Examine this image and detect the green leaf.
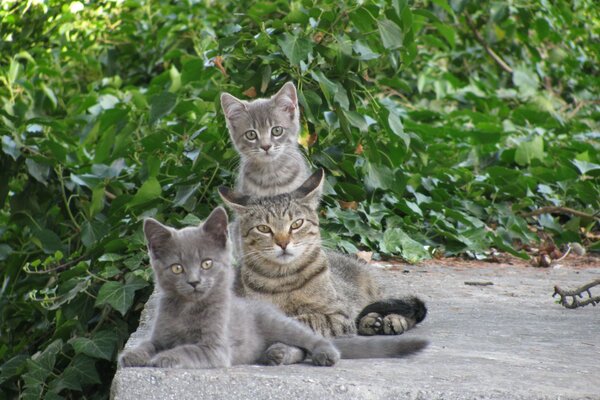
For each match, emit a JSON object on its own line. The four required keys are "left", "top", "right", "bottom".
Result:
{"left": 381, "top": 228, "right": 430, "bottom": 263}
{"left": 128, "top": 177, "right": 161, "bottom": 207}
{"left": 149, "top": 92, "right": 177, "bottom": 124}
{"left": 515, "top": 136, "right": 544, "bottom": 166}
{"left": 387, "top": 113, "right": 410, "bottom": 148}
{"left": 572, "top": 159, "right": 600, "bottom": 175}
{"left": 69, "top": 330, "right": 117, "bottom": 361}
{"left": 378, "top": 19, "right": 403, "bottom": 50}
{"left": 277, "top": 33, "right": 313, "bottom": 65}
{"left": 95, "top": 277, "right": 147, "bottom": 316}
{"left": 512, "top": 66, "right": 539, "bottom": 97}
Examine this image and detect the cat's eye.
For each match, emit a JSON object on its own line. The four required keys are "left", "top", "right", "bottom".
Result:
{"left": 244, "top": 130, "right": 257, "bottom": 140}
{"left": 256, "top": 225, "right": 272, "bottom": 234}
{"left": 201, "top": 259, "right": 213, "bottom": 270}
{"left": 290, "top": 219, "right": 304, "bottom": 230}
{"left": 171, "top": 264, "right": 184, "bottom": 274}
{"left": 271, "top": 126, "right": 283, "bottom": 137}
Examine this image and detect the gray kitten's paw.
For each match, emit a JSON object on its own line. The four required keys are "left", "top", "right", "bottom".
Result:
{"left": 119, "top": 349, "right": 151, "bottom": 367}
{"left": 310, "top": 342, "right": 340, "bottom": 367}
{"left": 357, "top": 312, "right": 383, "bottom": 335}
{"left": 264, "top": 343, "right": 293, "bottom": 365}
{"left": 382, "top": 314, "right": 415, "bottom": 335}
{"left": 150, "top": 353, "right": 181, "bottom": 368}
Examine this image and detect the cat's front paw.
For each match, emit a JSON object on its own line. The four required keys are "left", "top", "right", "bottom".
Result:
{"left": 382, "top": 314, "right": 415, "bottom": 335}
{"left": 357, "top": 312, "right": 383, "bottom": 336}
{"left": 310, "top": 341, "right": 340, "bottom": 367}
{"left": 150, "top": 353, "right": 181, "bottom": 368}
{"left": 119, "top": 349, "right": 151, "bottom": 368}
{"left": 264, "top": 343, "right": 290, "bottom": 366}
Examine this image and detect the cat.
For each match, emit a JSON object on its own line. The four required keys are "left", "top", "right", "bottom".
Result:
{"left": 220, "top": 81, "right": 310, "bottom": 197}
{"left": 118, "top": 207, "right": 427, "bottom": 369}
{"left": 220, "top": 82, "right": 311, "bottom": 262}
{"left": 218, "top": 169, "right": 428, "bottom": 339}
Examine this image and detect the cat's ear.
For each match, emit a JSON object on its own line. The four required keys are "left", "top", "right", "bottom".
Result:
{"left": 218, "top": 187, "right": 250, "bottom": 213}
{"left": 220, "top": 93, "right": 247, "bottom": 120}
{"left": 292, "top": 168, "right": 324, "bottom": 209}
{"left": 143, "top": 218, "right": 172, "bottom": 259}
{"left": 272, "top": 82, "right": 298, "bottom": 121}
{"left": 202, "top": 207, "right": 229, "bottom": 247}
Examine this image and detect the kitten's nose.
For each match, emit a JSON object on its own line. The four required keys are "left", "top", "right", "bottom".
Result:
{"left": 275, "top": 236, "right": 289, "bottom": 250}
{"left": 188, "top": 280, "right": 200, "bottom": 289}
{"left": 261, "top": 144, "right": 272, "bottom": 152}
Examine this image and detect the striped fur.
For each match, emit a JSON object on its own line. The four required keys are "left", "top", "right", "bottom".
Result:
{"left": 220, "top": 170, "right": 427, "bottom": 337}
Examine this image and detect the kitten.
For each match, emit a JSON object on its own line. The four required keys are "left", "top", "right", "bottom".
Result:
{"left": 220, "top": 82, "right": 310, "bottom": 197}
{"left": 219, "top": 169, "right": 427, "bottom": 338}
{"left": 119, "top": 208, "right": 427, "bottom": 369}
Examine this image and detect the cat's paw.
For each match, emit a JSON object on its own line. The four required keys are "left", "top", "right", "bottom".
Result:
{"left": 357, "top": 312, "right": 383, "bottom": 336}
{"left": 264, "top": 343, "right": 290, "bottom": 365}
{"left": 382, "top": 313, "right": 415, "bottom": 335}
{"left": 119, "top": 349, "right": 151, "bottom": 367}
{"left": 310, "top": 341, "right": 340, "bottom": 367}
{"left": 150, "top": 353, "right": 181, "bottom": 368}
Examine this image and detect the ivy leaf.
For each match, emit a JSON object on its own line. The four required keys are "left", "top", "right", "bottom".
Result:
{"left": 149, "top": 92, "right": 177, "bottom": 124}
{"left": 128, "top": 177, "right": 161, "bottom": 208}
{"left": 69, "top": 330, "right": 117, "bottom": 361}
{"left": 95, "top": 277, "right": 147, "bottom": 316}
{"left": 278, "top": 33, "right": 313, "bottom": 65}
{"left": 381, "top": 227, "right": 430, "bottom": 263}
{"left": 378, "top": 19, "right": 403, "bottom": 49}
{"left": 515, "top": 136, "right": 544, "bottom": 166}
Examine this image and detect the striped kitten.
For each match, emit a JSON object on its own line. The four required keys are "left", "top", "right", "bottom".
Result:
{"left": 220, "top": 81, "right": 310, "bottom": 196}
{"left": 219, "top": 169, "right": 427, "bottom": 338}
{"left": 119, "top": 208, "right": 428, "bottom": 369}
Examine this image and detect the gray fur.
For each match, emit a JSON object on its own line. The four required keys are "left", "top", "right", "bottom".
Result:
{"left": 118, "top": 207, "right": 340, "bottom": 369}
{"left": 220, "top": 82, "right": 310, "bottom": 197}
{"left": 219, "top": 170, "right": 426, "bottom": 338}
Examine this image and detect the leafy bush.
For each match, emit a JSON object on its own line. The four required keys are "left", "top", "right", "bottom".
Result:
{"left": 1, "top": 0, "right": 598, "bottom": 398}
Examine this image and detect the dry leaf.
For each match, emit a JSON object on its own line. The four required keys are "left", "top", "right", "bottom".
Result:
{"left": 243, "top": 87, "right": 257, "bottom": 98}
{"left": 356, "top": 251, "right": 373, "bottom": 263}
{"left": 213, "top": 55, "right": 227, "bottom": 76}
{"left": 338, "top": 200, "right": 358, "bottom": 210}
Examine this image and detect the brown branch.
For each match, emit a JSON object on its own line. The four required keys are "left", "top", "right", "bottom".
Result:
{"left": 465, "top": 15, "right": 513, "bottom": 74}
{"left": 553, "top": 279, "right": 600, "bottom": 309}
{"left": 24, "top": 255, "right": 88, "bottom": 274}
{"left": 521, "top": 206, "right": 600, "bottom": 221}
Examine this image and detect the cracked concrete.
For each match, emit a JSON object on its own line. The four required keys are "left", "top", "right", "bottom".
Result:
{"left": 111, "top": 261, "right": 600, "bottom": 400}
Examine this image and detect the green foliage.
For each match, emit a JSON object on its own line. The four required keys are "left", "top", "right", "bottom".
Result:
{"left": 1, "top": 0, "right": 598, "bottom": 398}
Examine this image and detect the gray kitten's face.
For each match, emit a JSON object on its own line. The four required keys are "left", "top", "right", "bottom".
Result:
{"left": 220, "top": 169, "right": 324, "bottom": 266}
{"left": 221, "top": 82, "right": 300, "bottom": 164}
{"left": 144, "top": 208, "right": 231, "bottom": 300}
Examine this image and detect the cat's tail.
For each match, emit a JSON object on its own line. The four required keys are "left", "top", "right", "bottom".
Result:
{"left": 356, "top": 297, "right": 428, "bottom": 325}
{"left": 332, "top": 336, "right": 428, "bottom": 359}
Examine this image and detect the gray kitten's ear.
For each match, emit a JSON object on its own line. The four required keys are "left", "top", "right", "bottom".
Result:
{"left": 143, "top": 218, "right": 172, "bottom": 258}
{"left": 292, "top": 168, "right": 324, "bottom": 209}
{"left": 218, "top": 187, "right": 250, "bottom": 213}
{"left": 220, "top": 93, "right": 247, "bottom": 119}
{"left": 202, "top": 207, "right": 229, "bottom": 247}
{"left": 272, "top": 82, "right": 298, "bottom": 120}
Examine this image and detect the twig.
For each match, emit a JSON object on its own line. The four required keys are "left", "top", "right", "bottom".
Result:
{"left": 465, "top": 15, "right": 513, "bottom": 74}
{"left": 521, "top": 206, "right": 600, "bottom": 221}
{"left": 24, "top": 255, "right": 88, "bottom": 274}
{"left": 553, "top": 279, "right": 600, "bottom": 309}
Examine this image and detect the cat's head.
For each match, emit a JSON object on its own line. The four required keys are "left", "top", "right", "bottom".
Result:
{"left": 219, "top": 169, "right": 324, "bottom": 265}
{"left": 143, "top": 207, "right": 231, "bottom": 300}
{"left": 220, "top": 82, "right": 300, "bottom": 163}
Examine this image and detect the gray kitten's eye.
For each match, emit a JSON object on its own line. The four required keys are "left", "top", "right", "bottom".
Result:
{"left": 201, "top": 259, "right": 213, "bottom": 270}
{"left": 256, "top": 225, "right": 272, "bottom": 234}
{"left": 244, "top": 130, "right": 257, "bottom": 140}
{"left": 290, "top": 219, "right": 304, "bottom": 230}
{"left": 271, "top": 126, "right": 283, "bottom": 137}
{"left": 171, "top": 264, "right": 184, "bottom": 274}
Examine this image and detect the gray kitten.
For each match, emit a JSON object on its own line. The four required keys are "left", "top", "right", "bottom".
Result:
{"left": 220, "top": 82, "right": 310, "bottom": 197}
{"left": 118, "top": 207, "right": 427, "bottom": 369}
{"left": 219, "top": 170, "right": 427, "bottom": 338}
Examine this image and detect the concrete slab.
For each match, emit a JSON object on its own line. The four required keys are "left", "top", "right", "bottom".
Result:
{"left": 111, "top": 262, "right": 600, "bottom": 400}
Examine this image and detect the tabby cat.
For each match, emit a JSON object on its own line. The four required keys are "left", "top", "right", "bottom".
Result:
{"left": 118, "top": 208, "right": 427, "bottom": 369}
{"left": 219, "top": 169, "right": 427, "bottom": 338}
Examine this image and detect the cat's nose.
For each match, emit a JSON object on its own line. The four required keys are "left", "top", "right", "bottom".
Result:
{"left": 275, "top": 237, "right": 289, "bottom": 250}
{"left": 188, "top": 280, "right": 200, "bottom": 289}
{"left": 261, "top": 144, "right": 272, "bottom": 152}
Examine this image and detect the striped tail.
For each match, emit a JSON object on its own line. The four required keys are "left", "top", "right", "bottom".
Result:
{"left": 356, "top": 297, "right": 427, "bottom": 326}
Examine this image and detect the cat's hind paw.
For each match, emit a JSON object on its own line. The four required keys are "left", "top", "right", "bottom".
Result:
{"left": 382, "top": 313, "right": 415, "bottom": 335}
{"left": 150, "top": 353, "right": 181, "bottom": 368}
{"left": 264, "top": 343, "right": 306, "bottom": 366}
{"left": 357, "top": 312, "right": 383, "bottom": 336}
{"left": 310, "top": 342, "right": 340, "bottom": 367}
